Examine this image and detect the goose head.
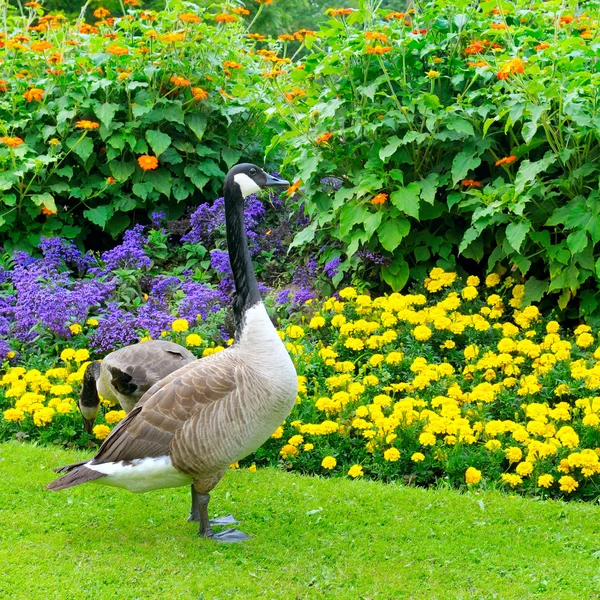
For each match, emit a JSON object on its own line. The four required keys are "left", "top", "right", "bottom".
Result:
{"left": 224, "top": 163, "right": 289, "bottom": 200}
{"left": 79, "top": 361, "right": 101, "bottom": 434}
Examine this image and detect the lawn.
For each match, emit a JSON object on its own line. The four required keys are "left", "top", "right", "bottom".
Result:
{"left": 1, "top": 443, "right": 600, "bottom": 599}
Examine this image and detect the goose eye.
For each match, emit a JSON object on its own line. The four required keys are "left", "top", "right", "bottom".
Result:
{"left": 249, "top": 168, "right": 257, "bottom": 175}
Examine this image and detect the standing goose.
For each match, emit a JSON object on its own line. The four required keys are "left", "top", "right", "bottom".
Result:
{"left": 47, "top": 164, "right": 297, "bottom": 542}
{"left": 79, "top": 341, "right": 195, "bottom": 433}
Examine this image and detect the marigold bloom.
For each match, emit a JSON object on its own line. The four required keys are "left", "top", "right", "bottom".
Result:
{"left": 161, "top": 32, "right": 185, "bottom": 42}
{"left": 316, "top": 132, "right": 333, "bottom": 145}
{"left": 0, "top": 80, "right": 8, "bottom": 92}
{"left": 76, "top": 120, "right": 100, "bottom": 129}
{"left": 322, "top": 456, "right": 336, "bottom": 469}
{"left": 465, "top": 467, "right": 482, "bottom": 484}
{"left": 93, "top": 7, "right": 110, "bottom": 18}
{"left": 179, "top": 13, "right": 201, "bottom": 23}
{"left": 192, "top": 87, "right": 208, "bottom": 100}
{"left": 171, "top": 318, "right": 189, "bottom": 332}
{"left": 0, "top": 136, "right": 24, "bottom": 147}
{"left": 495, "top": 155, "right": 517, "bottom": 166}
{"left": 426, "top": 70, "right": 439, "bottom": 78}
{"left": 462, "top": 179, "right": 481, "bottom": 187}
{"left": 137, "top": 155, "right": 159, "bottom": 171}
{"left": 106, "top": 44, "right": 129, "bottom": 56}
{"left": 384, "top": 448, "right": 400, "bottom": 462}
{"left": 215, "top": 13, "right": 237, "bottom": 23}
{"left": 24, "top": 88, "right": 44, "bottom": 102}
{"left": 365, "top": 31, "right": 388, "bottom": 43}
{"left": 223, "top": 61, "right": 242, "bottom": 69}
{"left": 31, "top": 40, "right": 53, "bottom": 52}
{"left": 366, "top": 45, "right": 392, "bottom": 55}
{"left": 411, "top": 452, "right": 425, "bottom": 462}
{"left": 186, "top": 333, "right": 202, "bottom": 347}
{"left": 327, "top": 8, "right": 354, "bottom": 17}
{"left": 293, "top": 29, "right": 317, "bottom": 41}
{"left": 558, "top": 475, "right": 578, "bottom": 493}
{"left": 498, "top": 57, "right": 525, "bottom": 80}
{"left": 170, "top": 76, "right": 191, "bottom": 86}
{"left": 464, "top": 40, "right": 486, "bottom": 55}
{"left": 278, "top": 33, "right": 294, "bottom": 41}
{"left": 93, "top": 424, "right": 111, "bottom": 439}
{"left": 385, "top": 11, "right": 406, "bottom": 20}
{"left": 286, "top": 179, "right": 301, "bottom": 196}
{"left": 535, "top": 42, "right": 550, "bottom": 50}
{"left": 371, "top": 193, "right": 388, "bottom": 205}
{"left": 348, "top": 464, "right": 364, "bottom": 478}
{"left": 232, "top": 7, "right": 250, "bottom": 15}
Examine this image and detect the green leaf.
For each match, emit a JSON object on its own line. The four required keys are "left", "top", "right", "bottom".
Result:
{"left": 363, "top": 212, "right": 383, "bottom": 237}
{"left": 132, "top": 182, "right": 154, "bottom": 200}
{"left": 447, "top": 118, "right": 474, "bottom": 136}
{"left": 379, "top": 136, "right": 402, "bottom": 162}
{"left": 221, "top": 147, "right": 242, "bottom": 169}
{"left": 451, "top": 151, "right": 481, "bottom": 185}
{"left": 514, "top": 154, "right": 556, "bottom": 194}
{"left": 31, "top": 193, "right": 56, "bottom": 213}
{"left": 115, "top": 196, "right": 137, "bottom": 211}
{"left": 567, "top": 229, "right": 588, "bottom": 254}
{"left": 340, "top": 203, "right": 369, "bottom": 238}
{"left": 197, "top": 159, "right": 224, "bottom": 178}
{"left": 505, "top": 220, "right": 530, "bottom": 253}
{"left": 377, "top": 217, "right": 410, "bottom": 252}
{"left": 522, "top": 277, "right": 549, "bottom": 306}
{"left": 187, "top": 113, "right": 207, "bottom": 141}
{"left": 110, "top": 160, "right": 136, "bottom": 182}
{"left": 67, "top": 136, "right": 94, "bottom": 162}
{"left": 84, "top": 204, "right": 113, "bottom": 228}
{"left": 144, "top": 169, "right": 172, "bottom": 196}
{"left": 105, "top": 212, "right": 130, "bottom": 237}
{"left": 61, "top": 225, "right": 81, "bottom": 239}
{"left": 390, "top": 183, "right": 420, "bottom": 219}
{"left": 0, "top": 172, "right": 18, "bottom": 191}
{"left": 184, "top": 164, "right": 209, "bottom": 191}
{"left": 381, "top": 258, "right": 409, "bottom": 291}
{"left": 290, "top": 221, "right": 317, "bottom": 249}
{"left": 420, "top": 173, "right": 439, "bottom": 205}
{"left": 94, "top": 103, "right": 120, "bottom": 128}
{"left": 145, "top": 130, "right": 172, "bottom": 157}
{"left": 298, "top": 156, "right": 319, "bottom": 182}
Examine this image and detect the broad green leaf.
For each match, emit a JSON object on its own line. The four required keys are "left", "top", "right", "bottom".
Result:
{"left": 184, "top": 164, "right": 210, "bottom": 191}
{"left": 377, "top": 217, "right": 410, "bottom": 252}
{"left": 132, "top": 182, "right": 154, "bottom": 199}
{"left": 0, "top": 172, "right": 18, "bottom": 191}
{"left": 146, "top": 130, "right": 172, "bottom": 157}
{"left": 379, "top": 136, "right": 401, "bottom": 162}
{"left": 197, "top": 159, "right": 224, "bottom": 178}
{"left": 94, "top": 103, "right": 120, "bottom": 128}
{"left": 522, "top": 277, "right": 549, "bottom": 306}
{"left": 110, "top": 160, "right": 136, "bottom": 182}
{"left": 451, "top": 151, "right": 481, "bottom": 185}
{"left": 290, "top": 221, "right": 317, "bottom": 249}
{"left": 447, "top": 118, "right": 474, "bottom": 136}
{"left": 67, "top": 135, "right": 94, "bottom": 162}
{"left": 61, "top": 225, "right": 81, "bottom": 239}
{"left": 340, "top": 203, "right": 369, "bottom": 238}
{"left": 506, "top": 220, "right": 530, "bottom": 253}
{"left": 390, "top": 183, "right": 420, "bottom": 219}
{"left": 31, "top": 193, "right": 56, "bottom": 213}
{"left": 381, "top": 257, "right": 409, "bottom": 291}
{"left": 514, "top": 154, "right": 556, "bottom": 194}
{"left": 567, "top": 229, "right": 588, "bottom": 255}
{"left": 84, "top": 204, "right": 113, "bottom": 228}
{"left": 105, "top": 212, "right": 130, "bottom": 237}
{"left": 187, "top": 113, "right": 207, "bottom": 140}
{"left": 420, "top": 173, "right": 439, "bottom": 205}
{"left": 363, "top": 211, "right": 383, "bottom": 237}
{"left": 298, "top": 156, "right": 319, "bottom": 182}
{"left": 115, "top": 196, "right": 137, "bottom": 211}
{"left": 221, "top": 147, "right": 242, "bottom": 169}
{"left": 145, "top": 169, "right": 172, "bottom": 196}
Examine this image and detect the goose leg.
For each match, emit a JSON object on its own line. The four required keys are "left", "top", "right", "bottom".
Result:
{"left": 188, "top": 486, "right": 240, "bottom": 526}
{"left": 196, "top": 492, "right": 250, "bottom": 543}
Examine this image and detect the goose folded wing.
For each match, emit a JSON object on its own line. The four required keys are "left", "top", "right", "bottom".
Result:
{"left": 89, "top": 354, "right": 239, "bottom": 465}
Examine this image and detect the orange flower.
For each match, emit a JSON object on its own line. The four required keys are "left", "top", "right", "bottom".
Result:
{"left": 247, "top": 33, "right": 266, "bottom": 40}
{"left": 468, "top": 60, "right": 489, "bottom": 68}
{"left": 278, "top": 33, "right": 294, "bottom": 41}
{"left": 497, "top": 57, "right": 525, "bottom": 80}
{"left": 161, "top": 32, "right": 185, "bottom": 42}
{"left": 385, "top": 11, "right": 406, "bottom": 20}
{"left": 140, "top": 11, "right": 156, "bottom": 20}
{"left": 490, "top": 22, "right": 507, "bottom": 30}
{"left": 106, "top": 176, "right": 116, "bottom": 184}
{"left": 462, "top": 179, "right": 481, "bottom": 187}
{"left": 48, "top": 53, "right": 62, "bottom": 64}
{"left": 179, "top": 13, "right": 201, "bottom": 23}
{"left": 30, "top": 41, "right": 53, "bottom": 52}
{"left": 371, "top": 193, "right": 388, "bottom": 205}
{"left": 0, "top": 136, "right": 24, "bottom": 148}
{"left": 223, "top": 61, "right": 242, "bottom": 69}
{"left": 262, "top": 69, "right": 284, "bottom": 78}
{"left": 284, "top": 88, "right": 306, "bottom": 103}
{"left": 93, "top": 7, "right": 110, "bottom": 18}
{"left": 76, "top": 120, "right": 100, "bottom": 129}
{"left": 138, "top": 155, "right": 159, "bottom": 171}
{"left": 215, "top": 13, "right": 237, "bottom": 23}
{"left": 232, "top": 7, "right": 250, "bottom": 15}
{"left": 286, "top": 179, "right": 301, "bottom": 196}
{"left": 41, "top": 206, "right": 56, "bottom": 215}
{"left": 316, "top": 132, "right": 333, "bottom": 145}
{"left": 24, "top": 88, "right": 44, "bottom": 101}
{"left": 464, "top": 40, "right": 486, "bottom": 55}
{"left": 495, "top": 155, "right": 517, "bottom": 166}
{"left": 219, "top": 88, "right": 234, "bottom": 99}
{"left": 79, "top": 24, "right": 99, "bottom": 34}
{"left": 365, "top": 31, "right": 388, "bottom": 43}
{"left": 124, "top": 0, "right": 138, "bottom": 5}
{"left": 106, "top": 44, "right": 129, "bottom": 55}
{"left": 0, "top": 80, "right": 8, "bottom": 92}
{"left": 170, "top": 76, "right": 191, "bottom": 86}
{"left": 293, "top": 29, "right": 316, "bottom": 41}
{"left": 366, "top": 45, "right": 392, "bottom": 55}
{"left": 559, "top": 15, "right": 574, "bottom": 25}
{"left": 25, "top": 1, "right": 42, "bottom": 7}
{"left": 327, "top": 8, "right": 354, "bottom": 17}
{"left": 192, "top": 87, "right": 208, "bottom": 100}
{"left": 255, "top": 0, "right": 273, "bottom": 4}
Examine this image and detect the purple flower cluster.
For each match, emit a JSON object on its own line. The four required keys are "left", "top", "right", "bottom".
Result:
{"left": 357, "top": 249, "right": 391, "bottom": 266}
{"left": 324, "top": 257, "right": 341, "bottom": 278}
{"left": 178, "top": 281, "right": 228, "bottom": 323}
{"left": 101, "top": 224, "right": 151, "bottom": 271}
{"left": 90, "top": 303, "right": 139, "bottom": 353}
{"left": 39, "top": 237, "right": 95, "bottom": 272}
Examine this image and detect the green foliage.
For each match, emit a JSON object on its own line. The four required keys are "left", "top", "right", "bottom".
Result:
{"left": 0, "top": 1, "right": 278, "bottom": 252}
{"left": 273, "top": 0, "right": 600, "bottom": 321}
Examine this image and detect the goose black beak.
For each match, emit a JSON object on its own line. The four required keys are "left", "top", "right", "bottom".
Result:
{"left": 264, "top": 173, "right": 290, "bottom": 187}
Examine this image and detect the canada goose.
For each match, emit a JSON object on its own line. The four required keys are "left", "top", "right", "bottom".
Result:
{"left": 79, "top": 341, "right": 195, "bottom": 433}
{"left": 47, "top": 164, "right": 297, "bottom": 543}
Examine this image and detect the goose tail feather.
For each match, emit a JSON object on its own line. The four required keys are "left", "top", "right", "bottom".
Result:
{"left": 46, "top": 463, "right": 106, "bottom": 491}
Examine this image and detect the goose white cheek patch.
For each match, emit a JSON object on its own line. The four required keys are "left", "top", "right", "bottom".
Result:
{"left": 234, "top": 173, "right": 261, "bottom": 198}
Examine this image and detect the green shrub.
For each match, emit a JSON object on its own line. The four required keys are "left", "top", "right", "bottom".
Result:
{"left": 272, "top": 0, "right": 600, "bottom": 321}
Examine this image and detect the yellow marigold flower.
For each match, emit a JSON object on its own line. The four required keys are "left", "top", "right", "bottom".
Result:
{"left": 363, "top": 375, "right": 379, "bottom": 386}
{"left": 383, "top": 447, "right": 400, "bottom": 462}
{"left": 171, "top": 318, "right": 189, "bottom": 332}
{"left": 309, "top": 316, "right": 326, "bottom": 329}
{"left": 538, "top": 474, "right": 554, "bottom": 488}
{"left": 287, "top": 434, "right": 304, "bottom": 447}
{"left": 413, "top": 325, "right": 432, "bottom": 341}
{"left": 546, "top": 321, "right": 560, "bottom": 334}
{"left": 247, "top": 463, "right": 257, "bottom": 472}
{"left": 385, "top": 351, "right": 404, "bottom": 365}
{"left": 3, "top": 408, "right": 24, "bottom": 422}
{"left": 230, "top": 462, "right": 239, "bottom": 469}
{"left": 105, "top": 410, "right": 126, "bottom": 424}
{"left": 501, "top": 473, "right": 522, "bottom": 488}
{"left": 411, "top": 452, "right": 425, "bottom": 462}
{"left": 271, "top": 426, "right": 284, "bottom": 439}
{"left": 86, "top": 318, "right": 99, "bottom": 326}
{"left": 485, "top": 439, "right": 502, "bottom": 451}
{"left": 461, "top": 286, "right": 478, "bottom": 301}
{"left": 280, "top": 444, "right": 299, "bottom": 459}
{"left": 576, "top": 333, "right": 594, "bottom": 348}
{"left": 330, "top": 314, "right": 346, "bottom": 328}
{"left": 338, "top": 286, "right": 357, "bottom": 299}
{"left": 321, "top": 456, "right": 336, "bottom": 469}
{"left": 60, "top": 348, "right": 76, "bottom": 361}
{"left": 74, "top": 349, "right": 89, "bottom": 363}
{"left": 466, "top": 276, "right": 480, "bottom": 286}
{"left": 485, "top": 273, "right": 501, "bottom": 287}
{"left": 583, "top": 414, "right": 600, "bottom": 427}
{"left": 464, "top": 344, "right": 479, "bottom": 361}
{"left": 33, "top": 407, "right": 55, "bottom": 427}
{"left": 286, "top": 325, "right": 304, "bottom": 339}
{"left": 303, "top": 443, "right": 314, "bottom": 452}
{"left": 505, "top": 446, "right": 523, "bottom": 463}
{"left": 348, "top": 464, "right": 364, "bottom": 478}
{"left": 370, "top": 354, "right": 384, "bottom": 367}
{"left": 345, "top": 337, "right": 364, "bottom": 351}
{"left": 185, "top": 333, "right": 202, "bottom": 347}
{"left": 419, "top": 432, "right": 436, "bottom": 446}
{"left": 558, "top": 475, "right": 578, "bottom": 493}
{"left": 515, "top": 461, "right": 534, "bottom": 477}
{"left": 56, "top": 401, "right": 74, "bottom": 414}
{"left": 440, "top": 340, "right": 455, "bottom": 349}
{"left": 465, "top": 467, "right": 481, "bottom": 485}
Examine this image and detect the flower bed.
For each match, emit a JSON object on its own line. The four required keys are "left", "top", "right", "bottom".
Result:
{"left": 2, "top": 269, "right": 600, "bottom": 500}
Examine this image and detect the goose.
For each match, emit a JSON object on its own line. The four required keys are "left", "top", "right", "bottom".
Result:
{"left": 47, "top": 164, "right": 297, "bottom": 543}
{"left": 78, "top": 340, "right": 195, "bottom": 433}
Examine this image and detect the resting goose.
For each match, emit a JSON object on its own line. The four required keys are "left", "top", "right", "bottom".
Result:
{"left": 47, "top": 164, "right": 297, "bottom": 543}
{"left": 78, "top": 341, "right": 195, "bottom": 433}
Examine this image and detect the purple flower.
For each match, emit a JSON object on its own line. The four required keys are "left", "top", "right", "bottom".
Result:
{"left": 151, "top": 211, "right": 167, "bottom": 227}
{"left": 292, "top": 287, "right": 315, "bottom": 305}
{"left": 101, "top": 224, "right": 151, "bottom": 270}
{"left": 91, "top": 303, "right": 139, "bottom": 353}
{"left": 275, "top": 289, "right": 291, "bottom": 305}
{"left": 0, "top": 339, "right": 11, "bottom": 360}
{"left": 178, "top": 281, "right": 228, "bottom": 323}
{"left": 324, "top": 257, "right": 341, "bottom": 278}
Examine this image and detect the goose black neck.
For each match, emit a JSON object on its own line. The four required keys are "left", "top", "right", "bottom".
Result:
{"left": 224, "top": 183, "right": 261, "bottom": 336}
{"left": 80, "top": 361, "right": 101, "bottom": 409}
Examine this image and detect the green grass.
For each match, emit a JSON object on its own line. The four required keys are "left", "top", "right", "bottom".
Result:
{"left": 2, "top": 443, "right": 600, "bottom": 599}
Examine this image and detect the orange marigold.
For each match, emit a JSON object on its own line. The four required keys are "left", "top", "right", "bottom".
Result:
{"left": 25, "top": 1, "right": 42, "bottom": 7}
{"left": 138, "top": 155, "right": 159, "bottom": 171}
{"left": 316, "top": 132, "right": 333, "bottom": 145}
{"left": 76, "top": 120, "right": 100, "bottom": 129}
{"left": 262, "top": 69, "right": 284, "bottom": 78}
{"left": 365, "top": 31, "right": 388, "bottom": 43}
{"left": 366, "top": 45, "right": 392, "bottom": 55}
{"left": 464, "top": 40, "right": 486, "bottom": 55}
{"left": 497, "top": 57, "right": 525, "bottom": 80}
{"left": 124, "top": 0, "right": 138, "bottom": 5}
{"left": 385, "top": 11, "right": 406, "bottom": 20}
{"left": 24, "top": 88, "right": 44, "bottom": 101}
{"left": 223, "top": 61, "right": 242, "bottom": 69}
{"left": 371, "top": 193, "right": 388, "bottom": 205}
{"left": 490, "top": 22, "right": 507, "bottom": 30}
{"left": 327, "top": 8, "right": 354, "bottom": 17}
{"left": 215, "top": 13, "right": 237, "bottom": 23}
{"left": 495, "top": 155, "right": 517, "bottom": 166}
{"left": 179, "top": 13, "right": 201, "bottom": 23}
{"left": 30, "top": 41, "right": 53, "bottom": 52}
{"left": 293, "top": 29, "right": 316, "bottom": 41}
{"left": 286, "top": 179, "right": 301, "bottom": 196}
{"left": 534, "top": 42, "right": 550, "bottom": 50}
{"left": 0, "top": 80, "right": 9, "bottom": 92}
{"left": 278, "top": 33, "right": 294, "bottom": 41}
{"left": 192, "top": 87, "right": 208, "bottom": 100}
{"left": 170, "top": 76, "right": 191, "bottom": 86}
{"left": 161, "top": 33, "right": 185, "bottom": 42}
{"left": 255, "top": 0, "right": 273, "bottom": 4}
{"left": 232, "top": 7, "right": 250, "bottom": 15}
{"left": 106, "top": 44, "right": 129, "bottom": 55}
{"left": 0, "top": 136, "right": 24, "bottom": 148}
{"left": 247, "top": 33, "right": 266, "bottom": 40}
{"left": 93, "top": 7, "right": 110, "bottom": 18}
{"left": 462, "top": 179, "right": 482, "bottom": 187}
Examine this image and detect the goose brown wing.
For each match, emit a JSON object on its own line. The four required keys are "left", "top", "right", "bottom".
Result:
{"left": 102, "top": 341, "right": 195, "bottom": 398}
{"left": 89, "top": 351, "right": 239, "bottom": 465}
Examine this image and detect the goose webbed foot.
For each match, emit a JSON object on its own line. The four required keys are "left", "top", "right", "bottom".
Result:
{"left": 188, "top": 487, "right": 240, "bottom": 526}
{"left": 209, "top": 514, "right": 240, "bottom": 526}
{"left": 208, "top": 528, "right": 250, "bottom": 543}
{"left": 194, "top": 489, "right": 249, "bottom": 543}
